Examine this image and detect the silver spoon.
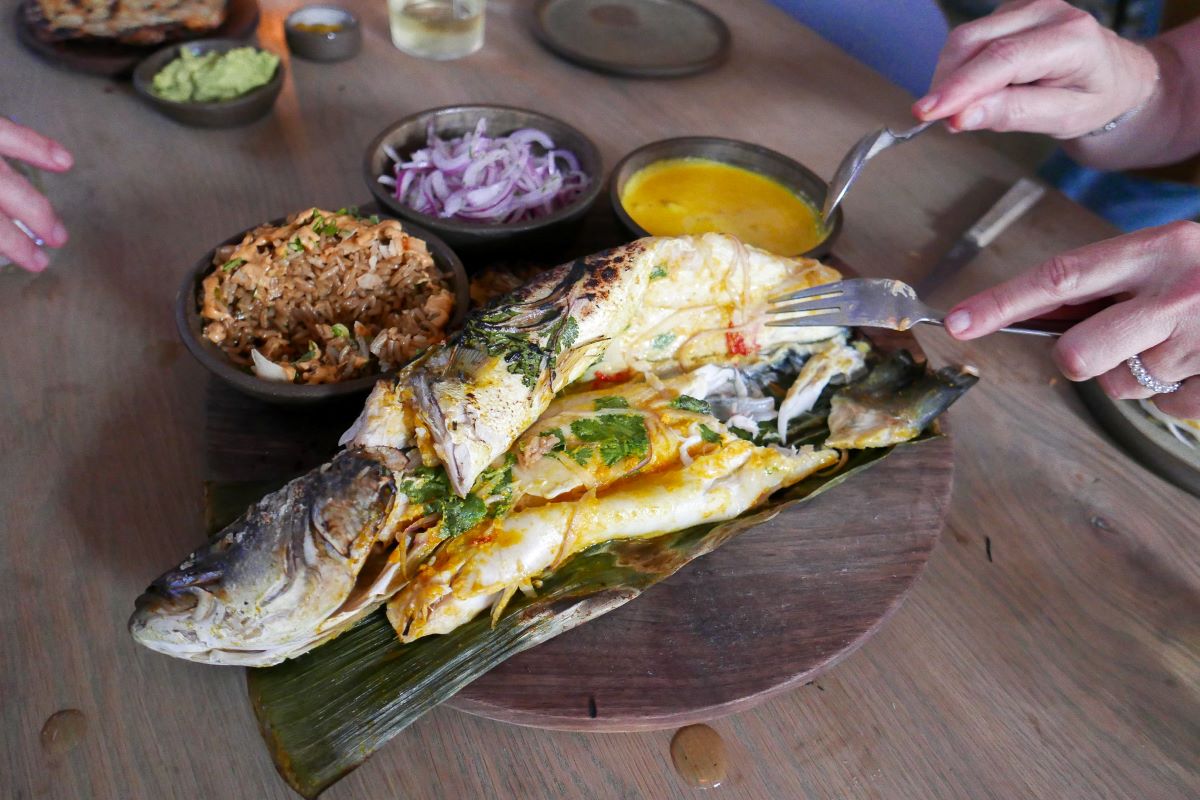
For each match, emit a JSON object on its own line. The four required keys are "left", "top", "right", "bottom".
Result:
{"left": 822, "top": 121, "right": 937, "bottom": 224}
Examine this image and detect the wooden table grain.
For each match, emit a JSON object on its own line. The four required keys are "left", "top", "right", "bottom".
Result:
{"left": 3, "top": 1, "right": 1197, "bottom": 798}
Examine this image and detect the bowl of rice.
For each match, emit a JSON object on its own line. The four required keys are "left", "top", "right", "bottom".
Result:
{"left": 176, "top": 207, "right": 469, "bottom": 404}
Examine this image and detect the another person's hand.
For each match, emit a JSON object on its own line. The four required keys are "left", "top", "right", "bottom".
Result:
{"left": 943, "top": 221, "right": 1200, "bottom": 418}
{"left": 1, "top": 117, "right": 73, "bottom": 272}
{"left": 912, "top": 0, "right": 1159, "bottom": 139}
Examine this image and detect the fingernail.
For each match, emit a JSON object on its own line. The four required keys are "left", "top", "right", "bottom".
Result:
{"left": 50, "top": 221, "right": 66, "bottom": 245}
{"left": 31, "top": 249, "right": 49, "bottom": 272}
{"left": 52, "top": 146, "right": 72, "bottom": 169}
{"left": 958, "top": 107, "right": 985, "bottom": 130}
{"left": 945, "top": 309, "right": 971, "bottom": 335}
{"left": 914, "top": 94, "right": 938, "bottom": 115}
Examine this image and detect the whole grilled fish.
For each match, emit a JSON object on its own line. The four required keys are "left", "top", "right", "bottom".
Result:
{"left": 132, "top": 235, "right": 974, "bottom": 667}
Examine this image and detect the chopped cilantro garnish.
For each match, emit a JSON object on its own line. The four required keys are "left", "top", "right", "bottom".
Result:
{"left": 398, "top": 463, "right": 508, "bottom": 539}
{"left": 669, "top": 395, "right": 712, "bottom": 415}
{"left": 699, "top": 424, "right": 722, "bottom": 444}
{"left": 475, "top": 454, "right": 517, "bottom": 518}
{"left": 368, "top": 214, "right": 381, "bottom": 224}
{"left": 556, "top": 316, "right": 579, "bottom": 353}
{"left": 650, "top": 332, "right": 675, "bottom": 349}
{"left": 310, "top": 211, "right": 341, "bottom": 238}
{"left": 440, "top": 493, "right": 487, "bottom": 538}
{"left": 222, "top": 258, "right": 246, "bottom": 273}
{"left": 568, "top": 446, "right": 593, "bottom": 466}
{"left": 461, "top": 312, "right": 579, "bottom": 390}
{"left": 288, "top": 237, "right": 304, "bottom": 253}
{"left": 649, "top": 265, "right": 668, "bottom": 280}
{"left": 730, "top": 426, "right": 755, "bottom": 441}
{"left": 593, "top": 396, "right": 629, "bottom": 410}
{"left": 331, "top": 323, "right": 350, "bottom": 339}
{"left": 569, "top": 413, "right": 649, "bottom": 467}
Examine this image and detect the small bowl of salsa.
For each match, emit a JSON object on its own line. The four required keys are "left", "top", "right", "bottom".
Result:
{"left": 610, "top": 137, "right": 841, "bottom": 258}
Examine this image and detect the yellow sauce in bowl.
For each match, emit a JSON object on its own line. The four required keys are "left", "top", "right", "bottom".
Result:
{"left": 619, "top": 158, "right": 826, "bottom": 256}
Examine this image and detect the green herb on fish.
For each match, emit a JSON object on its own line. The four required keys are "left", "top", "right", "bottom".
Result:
{"left": 699, "top": 424, "right": 722, "bottom": 444}
{"left": 555, "top": 316, "right": 579, "bottom": 354}
{"left": 669, "top": 395, "right": 712, "bottom": 415}
{"left": 569, "top": 414, "right": 649, "bottom": 467}
{"left": 650, "top": 332, "right": 675, "bottom": 349}
{"left": 593, "top": 396, "right": 629, "bottom": 410}
{"left": 568, "top": 447, "right": 594, "bottom": 466}
{"left": 730, "top": 426, "right": 755, "bottom": 441}
{"left": 439, "top": 494, "right": 487, "bottom": 539}
{"left": 649, "top": 265, "right": 668, "bottom": 280}
{"left": 400, "top": 461, "right": 513, "bottom": 537}
{"left": 461, "top": 312, "right": 580, "bottom": 390}
{"left": 475, "top": 454, "right": 517, "bottom": 519}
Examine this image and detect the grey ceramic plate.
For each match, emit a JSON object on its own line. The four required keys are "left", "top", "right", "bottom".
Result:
{"left": 176, "top": 205, "right": 469, "bottom": 405}
{"left": 532, "top": 0, "right": 731, "bottom": 78}
{"left": 1077, "top": 380, "right": 1200, "bottom": 498}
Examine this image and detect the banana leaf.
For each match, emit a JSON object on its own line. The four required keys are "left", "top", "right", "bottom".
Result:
{"left": 246, "top": 436, "right": 927, "bottom": 798}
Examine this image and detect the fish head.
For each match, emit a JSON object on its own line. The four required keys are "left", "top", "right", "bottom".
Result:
{"left": 129, "top": 450, "right": 404, "bottom": 666}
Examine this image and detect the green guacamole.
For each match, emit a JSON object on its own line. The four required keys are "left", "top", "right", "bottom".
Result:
{"left": 152, "top": 47, "right": 279, "bottom": 103}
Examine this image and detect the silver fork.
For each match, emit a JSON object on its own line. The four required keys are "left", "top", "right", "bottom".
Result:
{"left": 767, "top": 278, "right": 1064, "bottom": 337}
{"left": 822, "top": 121, "right": 937, "bottom": 224}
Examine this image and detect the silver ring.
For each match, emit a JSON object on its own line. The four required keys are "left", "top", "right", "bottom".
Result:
{"left": 1127, "top": 355, "right": 1182, "bottom": 394}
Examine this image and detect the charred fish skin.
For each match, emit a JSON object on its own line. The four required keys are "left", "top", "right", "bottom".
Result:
{"left": 825, "top": 351, "right": 979, "bottom": 449}
{"left": 129, "top": 448, "right": 406, "bottom": 666}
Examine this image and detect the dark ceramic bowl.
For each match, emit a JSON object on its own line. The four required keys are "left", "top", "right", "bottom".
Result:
{"left": 285, "top": 5, "right": 361, "bottom": 62}
{"left": 132, "top": 39, "right": 283, "bottom": 128}
{"left": 364, "top": 105, "right": 603, "bottom": 255}
{"left": 609, "top": 136, "right": 842, "bottom": 259}
{"left": 175, "top": 211, "right": 469, "bottom": 405}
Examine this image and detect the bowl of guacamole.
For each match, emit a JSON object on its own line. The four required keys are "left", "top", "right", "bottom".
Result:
{"left": 133, "top": 39, "right": 285, "bottom": 128}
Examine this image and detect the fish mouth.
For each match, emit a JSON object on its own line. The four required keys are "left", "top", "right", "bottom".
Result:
{"left": 128, "top": 592, "right": 294, "bottom": 666}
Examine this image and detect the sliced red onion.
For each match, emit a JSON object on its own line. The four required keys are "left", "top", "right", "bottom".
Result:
{"left": 384, "top": 120, "right": 589, "bottom": 224}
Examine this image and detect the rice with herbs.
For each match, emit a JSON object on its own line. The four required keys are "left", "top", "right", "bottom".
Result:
{"left": 200, "top": 208, "right": 454, "bottom": 384}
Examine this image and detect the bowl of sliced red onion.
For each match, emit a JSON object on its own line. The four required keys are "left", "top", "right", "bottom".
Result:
{"left": 364, "top": 105, "right": 603, "bottom": 254}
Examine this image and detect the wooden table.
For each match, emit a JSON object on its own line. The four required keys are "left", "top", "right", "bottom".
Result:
{"left": 3, "top": 2, "right": 1197, "bottom": 797}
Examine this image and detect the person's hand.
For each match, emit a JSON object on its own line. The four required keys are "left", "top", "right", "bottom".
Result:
{"left": 1, "top": 117, "right": 73, "bottom": 273}
{"left": 912, "top": 0, "right": 1159, "bottom": 139}
{"left": 943, "top": 221, "right": 1200, "bottom": 418}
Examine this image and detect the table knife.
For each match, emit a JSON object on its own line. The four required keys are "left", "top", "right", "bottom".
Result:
{"left": 915, "top": 177, "right": 1046, "bottom": 295}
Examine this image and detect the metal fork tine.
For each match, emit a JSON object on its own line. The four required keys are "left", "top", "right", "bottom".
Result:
{"left": 766, "top": 312, "right": 853, "bottom": 328}
{"left": 765, "top": 301, "right": 843, "bottom": 316}
{"left": 768, "top": 282, "right": 844, "bottom": 304}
